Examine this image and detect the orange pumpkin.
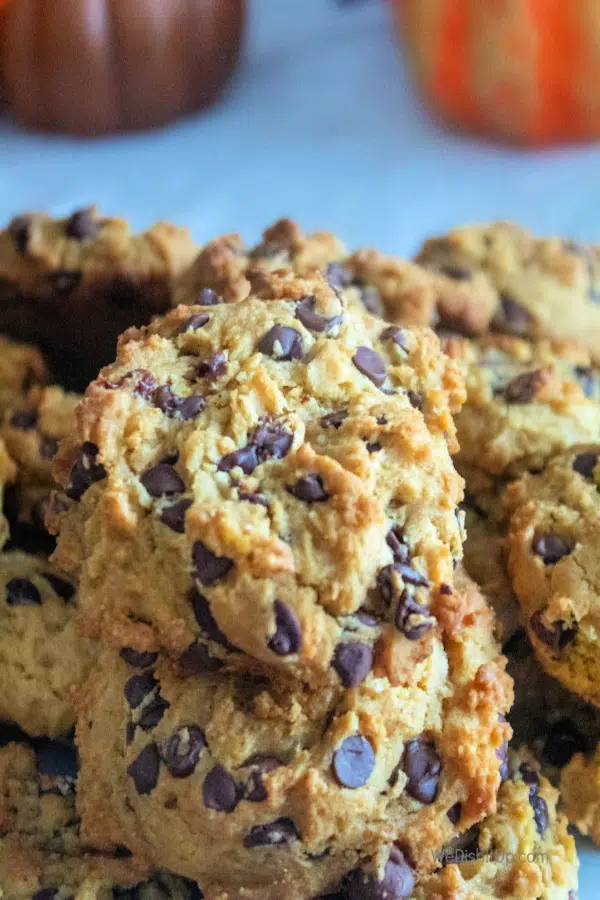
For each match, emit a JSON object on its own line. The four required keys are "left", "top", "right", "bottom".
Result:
{"left": 2, "top": 0, "right": 244, "bottom": 135}
{"left": 393, "top": 0, "right": 600, "bottom": 145}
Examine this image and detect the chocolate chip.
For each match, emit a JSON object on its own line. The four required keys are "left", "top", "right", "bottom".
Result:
{"left": 130, "top": 370, "right": 159, "bottom": 400}
{"left": 320, "top": 409, "right": 347, "bottom": 429}
{"left": 439, "top": 583, "right": 452, "bottom": 596}
{"left": 202, "top": 765, "right": 239, "bottom": 813}
{"left": 175, "top": 313, "right": 210, "bottom": 335}
{"left": 243, "top": 817, "right": 299, "bottom": 849}
{"left": 386, "top": 527, "right": 409, "bottom": 564}
{"left": 47, "top": 270, "right": 81, "bottom": 295}
{"left": 190, "top": 588, "right": 232, "bottom": 648}
{"left": 6, "top": 578, "right": 41, "bottom": 606}
{"left": 127, "top": 743, "right": 160, "bottom": 795}
{"left": 504, "top": 368, "right": 546, "bottom": 403}
{"left": 543, "top": 719, "right": 588, "bottom": 769}
{"left": 43, "top": 573, "right": 75, "bottom": 602}
{"left": 32, "top": 891, "right": 57, "bottom": 900}
{"left": 287, "top": 473, "right": 328, "bottom": 503}
{"left": 159, "top": 499, "right": 192, "bottom": 533}
{"left": 447, "top": 802, "right": 462, "bottom": 825}
{"left": 573, "top": 451, "right": 599, "bottom": 478}
{"left": 9, "top": 215, "right": 32, "bottom": 254}
{"left": 352, "top": 347, "right": 387, "bottom": 387}
{"left": 394, "top": 564, "right": 429, "bottom": 588}
{"left": 402, "top": 738, "right": 441, "bottom": 803}
{"left": 296, "top": 296, "right": 342, "bottom": 333}
{"left": 366, "top": 441, "right": 381, "bottom": 453}
{"left": 531, "top": 533, "right": 572, "bottom": 564}
{"left": 164, "top": 725, "right": 207, "bottom": 777}
{"left": 9, "top": 409, "right": 38, "bottom": 429}
{"left": 124, "top": 673, "right": 157, "bottom": 710}
{"left": 440, "top": 264, "right": 471, "bottom": 281}
{"left": 493, "top": 293, "right": 534, "bottom": 336}
{"left": 120, "top": 648, "right": 159, "bottom": 669}
{"left": 179, "top": 641, "right": 224, "bottom": 675}
{"left": 332, "top": 642, "right": 373, "bottom": 687}
{"left": 574, "top": 365, "right": 595, "bottom": 397}
{"left": 530, "top": 609, "right": 577, "bottom": 652}
{"left": 332, "top": 735, "right": 375, "bottom": 789}
{"left": 238, "top": 489, "right": 268, "bottom": 507}
{"left": 192, "top": 542, "right": 233, "bottom": 586}
{"left": 355, "top": 610, "right": 379, "bottom": 627}
{"left": 344, "top": 847, "right": 415, "bottom": 900}
{"left": 407, "top": 390, "right": 424, "bottom": 410}
{"left": 197, "top": 288, "right": 221, "bottom": 305}
{"left": 395, "top": 591, "right": 433, "bottom": 640}
{"left": 66, "top": 207, "right": 101, "bottom": 240}
{"left": 496, "top": 739, "right": 509, "bottom": 781}
{"left": 325, "top": 262, "right": 352, "bottom": 291}
{"left": 140, "top": 464, "right": 185, "bottom": 498}
{"left": 218, "top": 445, "right": 258, "bottom": 475}
{"left": 519, "top": 764, "right": 549, "bottom": 836}
{"left": 380, "top": 326, "right": 410, "bottom": 353}
{"left": 153, "top": 386, "right": 205, "bottom": 421}
{"left": 267, "top": 600, "right": 302, "bottom": 656}
{"left": 39, "top": 437, "right": 59, "bottom": 460}
{"left": 258, "top": 325, "right": 304, "bottom": 360}
{"left": 194, "top": 352, "right": 227, "bottom": 382}
{"left": 138, "top": 695, "right": 170, "bottom": 731}
{"left": 66, "top": 442, "right": 107, "bottom": 501}
{"left": 243, "top": 754, "right": 282, "bottom": 803}
{"left": 219, "top": 421, "right": 293, "bottom": 475}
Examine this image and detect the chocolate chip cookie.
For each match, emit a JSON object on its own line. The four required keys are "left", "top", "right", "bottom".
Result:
{"left": 560, "top": 745, "right": 600, "bottom": 849}
{"left": 417, "top": 220, "right": 600, "bottom": 362}
{"left": 0, "top": 334, "right": 49, "bottom": 417}
{"left": 504, "top": 445, "right": 600, "bottom": 706}
{"left": 75, "top": 572, "right": 511, "bottom": 899}
{"left": 50, "top": 272, "right": 466, "bottom": 682}
{"left": 0, "top": 552, "right": 95, "bottom": 737}
{"left": 0, "top": 208, "right": 198, "bottom": 388}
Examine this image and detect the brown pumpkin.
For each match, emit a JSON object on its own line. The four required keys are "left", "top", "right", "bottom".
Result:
{"left": 394, "top": 0, "right": 600, "bottom": 146}
{"left": 2, "top": 0, "right": 244, "bottom": 135}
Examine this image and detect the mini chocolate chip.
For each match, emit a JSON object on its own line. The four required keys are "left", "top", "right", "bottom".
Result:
{"left": 447, "top": 802, "right": 462, "bottom": 825}
{"left": 66, "top": 207, "right": 101, "bottom": 240}
{"left": 176, "top": 313, "right": 210, "bottom": 335}
{"left": 127, "top": 743, "right": 160, "bottom": 795}
{"left": 531, "top": 533, "right": 572, "bottom": 564}
{"left": 573, "top": 451, "right": 599, "bottom": 478}
{"left": 352, "top": 347, "right": 387, "bottom": 387}
{"left": 355, "top": 610, "right": 379, "bottom": 627}
{"left": 120, "top": 648, "right": 158, "bottom": 669}
{"left": 519, "top": 762, "right": 540, "bottom": 789}
{"left": 496, "top": 740, "right": 509, "bottom": 781}
{"left": 530, "top": 791, "right": 549, "bottom": 836}
{"left": 164, "top": 725, "right": 206, "bottom": 777}
{"left": 195, "top": 352, "right": 227, "bottom": 382}
{"left": 380, "top": 326, "right": 410, "bottom": 353}
{"left": 287, "top": 473, "right": 328, "bottom": 502}
{"left": 138, "top": 694, "right": 170, "bottom": 730}
{"left": 6, "top": 578, "right": 41, "bottom": 606}
{"left": 402, "top": 738, "right": 441, "bottom": 804}
{"left": 332, "top": 642, "right": 373, "bottom": 688}
{"left": 190, "top": 588, "right": 232, "bottom": 648}
{"left": 440, "top": 263, "right": 471, "bottom": 280}
{"left": 543, "top": 719, "right": 588, "bottom": 769}
{"left": 218, "top": 445, "right": 258, "bottom": 475}
{"left": 268, "top": 600, "right": 302, "bottom": 656}
{"left": 386, "top": 527, "right": 409, "bottom": 564}
{"left": 320, "top": 409, "right": 347, "bottom": 429}
{"left": 366, "top": 441, "right": 381, "bottom": 453}
{"left": 530, "top": 610, "right": 577, "bottom": 652}
{"left": 9, "top": 409, "right": 38, "bottom": 429}
{"left": 332, "top": 735, "right": 375, "bottom": 789}
{"left": 124, "top": 672, "right": 157, "bottom": 710}
{"left": 140, "top": 464, "right": 185, "bottom": 498}
{"left": 9, "top": 215, "right": 32, "bottom": 254}
{"left": 258, "top": 325, "right": 304, "bottom": 360}
{"left": 504, "top": 368, "right": 546, "bottom": 404}
{"left": 395, "top": 591, "right": 433, "bottom": 640}
{"left": 574, "top": 365, "right": 595, "bottom": 397}
{"left": 159, "top": 499, "right": 192, "bottom": 533}
{"left": 238, "top": 489, "right": 269, "bottom": 507}
{"left": 394, "top": 564, "right": 429, "bottom": 588}
{"left": 494, "top": 293, "right": 534, "bottom": 335}
{"left": 439, "top": 583, "right": 453, "bottom": 596}
{"left": 325, "top": 262, "right": 352, "bottom": 291}
{"left": 179, "top": 641, "right": 224, "bottom": 675}
{"left": 192, "top": 542, "right": 233, "bottom": 586}
{"left": 129, "top": 369, "right": 159, "bottom": 401}
{"left": 197, "top": 288, "right": 221, "bottom": 305}
{"left": 296, "top": 296, "right": 342, "bottom": 332}
{"left": 43, "top": 573, "right": 75, "bottom": 602}
{"left": 66, "top": 442, "right": 107, "bottom": 501}
{"left": 219, "top": 421, "right": 293, "bottom": 474}
{"left": 244, "top": 817, "right": 299, "bottom": 849}
{"left": 153, "top": 386, "right": 205, "bottom": 420}
{"left": 407, "top": 390, "right": 424, "bottom": 410}
{"left": 243, "top": 754, "right": 282, "bottom": 803}
{"left": 344, "top": 847, "right": 415, "bottom": 900}
{"left": 39, "top": 437, "right": 59, "bottom": 460}
{"left": 202, "top": 765, "right": 240, "bottom": 813}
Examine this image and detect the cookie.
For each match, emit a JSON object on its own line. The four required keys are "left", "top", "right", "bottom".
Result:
{"left": 174, "top": 217, "right": 495, "bottom": 336}
{"left": 560, "top": 745, "right": 600, "bottom": 849}
{"left": 0, "top": 440, "right": 16, "bottom": 550}
{"left": 49, "top": 272, "right": 466, "bottom": 681}
{"left": 75, "top": 572, "right": 511, "bottom": 899}
{"left": 0, "top": 334, "right": 49, "bottom": 417}
{"left": 0, "top": 208, "right": 198, "bottom": 388}
{"left": 504, "top": 445, "right": 600, "bottom": 707}
{"left": 2, "top": 385, "right": 79, "bottom": 554}
{"left": 443, "top": 334, "right": 600, "bottom": 480}
{"left": 0, "top": 551, "right": 95, "bottom": 738}
{"left": 415, "top": 752, "right": 578, "bottom": 900}
{"left": 417, "top": 220, "right": 600, "bottom": 362}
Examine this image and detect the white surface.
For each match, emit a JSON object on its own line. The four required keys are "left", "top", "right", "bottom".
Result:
{"left": 0, "top": 0, "right": 598, "bottom": 893}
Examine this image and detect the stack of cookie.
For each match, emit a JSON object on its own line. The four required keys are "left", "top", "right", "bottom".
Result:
{"left": 0, "top": 210, "right": 585, "bottom": 899}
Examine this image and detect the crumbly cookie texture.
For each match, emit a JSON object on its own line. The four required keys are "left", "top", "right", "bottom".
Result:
{"left": 417, "top": 220, "right": 600, "bottom": 362}
{"left": 75, "top": 570, "right": 511, "bottom": 899}
{"left": 504, "top": 445, "right": 600, "bottom": 707}
{"left": 0, "top": 440, "right": 16, "bottom": 550}
{"left": 0, "top": 551, "right": 95, "bottom": 738}
{"left": 0, "top": 334, "right": 49, "bottom": 417}
{"left": 443, "top": 334, "right": 600, "bottom": 480}
{"left": 50, "top": 272, "right": 466, "bottom": 682}
{"left": 0, "top": 208, "right": 198, "bottom": 388}
{"left": 415, "top": 752, "right": 578, "bottom": 900}
{"left": 2, "top": 385, "right": 79, "bottom": 554}
{"left": 174, "top": 217, "right": 496, "bottom": 336}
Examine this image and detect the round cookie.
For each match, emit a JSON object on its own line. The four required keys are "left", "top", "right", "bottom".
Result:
{"left": 417, "top": 220, "right": 600, "bottom": 363}
{"left": 504, "top": 445, "right": 600, "bottom": 707}
{"left": 0, "top": 208, "right": 198, "bottom": 388}
{"left": 50, "top": 272, "right": 466, "bottom": 682}
{"left": 75, "top": 571, "right": 512, "bottom": 900}
{"left": 0, "top": 334, "right": 49, "bottom": 417}
{"left": 443, "top": 334, "right": 600, "bottom": 479}
{"left": 415, "top": 752, "right": 578, "bottom": 900}
{"left": 0, "top": 551, "right": 95, "bottom": 738}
